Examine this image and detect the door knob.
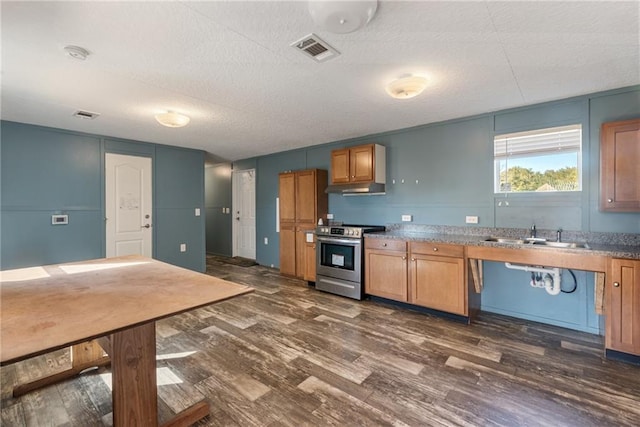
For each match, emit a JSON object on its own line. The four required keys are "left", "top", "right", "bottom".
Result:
{"left": 613, "top": 282, "right": 620, "bottom": 287}
{"left": 236, "top": 217, "right": 240, "bottom": 221}
{"left": 607, "top": 198, "right": 613, "bottom": 203}
{"left": 142, "top": 224, "right": 151, "bottom": 229}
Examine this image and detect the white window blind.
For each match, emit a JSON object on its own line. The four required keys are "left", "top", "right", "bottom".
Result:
{"left": 494, "top": 124, "right": 582, "bottom": 159}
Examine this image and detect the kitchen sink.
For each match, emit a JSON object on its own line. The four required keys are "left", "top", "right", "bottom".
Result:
{"left": 484, "top": 237, "right": 525, "bottom": 244}
{"left": 484, "top": 237, "right": 590, "bottom": 250}
{"left": 530, "top": 240, "right": 591, "bottom": 249}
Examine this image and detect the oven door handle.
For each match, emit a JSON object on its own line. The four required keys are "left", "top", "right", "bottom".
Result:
{"left": 316, "top": 236, "right": 360, "bottom": 246}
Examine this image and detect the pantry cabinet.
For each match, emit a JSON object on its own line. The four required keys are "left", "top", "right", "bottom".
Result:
{"left": 606, "top": 258, "right": 640, "bottom": 356}
{"left": 364, "top": 238, "right": 468, "bottom": 317}
{"left": 600, "top": 118, "right": 640, "bottom": 212}
{"left": 278, "top": 169, "right": 327, "bottom": 278}
{"left": 330, "top": 144, "right": 385, "bottom": 185}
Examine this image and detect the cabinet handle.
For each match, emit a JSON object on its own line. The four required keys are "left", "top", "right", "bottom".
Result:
{"left": 382, "top": 243, "right": 387, "bottom": 247}
{"left": 411, "top": 258, "right": 415, "bottom": 261}
{"left": 613, "top": 282, "right": 620, "bottom": 287}
{"left": 402, "top": 256, "right": 406, "bottom": 260}
{"left": 433, "top": 247, "right": 438, "bottom": 251}
{"left": 607, "top": 198, "right": 613, "bottom": 203}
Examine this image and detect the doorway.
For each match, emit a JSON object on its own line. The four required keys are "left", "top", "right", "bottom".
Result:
{"left": 105, "top": 153, "right": 153, "bottom": 257}
{"left": 232, "top": 168, "right": 256, "bottom": 259}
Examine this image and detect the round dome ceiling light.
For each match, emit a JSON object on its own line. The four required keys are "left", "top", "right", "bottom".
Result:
{"left": 385, "top": 75, "right": 428, "bottom": 99}
{"left": 155, "top": 111, "right": 191, "bottom": 128}
{"left": 308, "top": 0, "right": 378, "bottom": 34}
{"left": 64, "top": 45, "right": 90, "bottom": 60}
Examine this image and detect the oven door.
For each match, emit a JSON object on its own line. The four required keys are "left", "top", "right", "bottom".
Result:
{"left": 316, "top": 236, "right": 362, "bottom": 283}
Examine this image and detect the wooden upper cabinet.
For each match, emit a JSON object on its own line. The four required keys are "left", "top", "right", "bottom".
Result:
{"left": 295, "top": 170, "right": 320, "bottom": 223}
{"left": 600, "top": 118, "right": 640, "bottom": 212}
{"left": 350, "top": 145, "right": 375, "bottom": 182}
{"left": 279, "top": 173, "right": 296, "bottom": 222}
{"left": 331, "top": 149, "right": 351, "bottom": 184}
{"left": 330, "top": 144, "right": 385, "bottom": 185}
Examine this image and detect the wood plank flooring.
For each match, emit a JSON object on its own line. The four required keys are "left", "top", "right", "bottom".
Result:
{"left": 2, "top": 255, "right": 639, "bottom": 426}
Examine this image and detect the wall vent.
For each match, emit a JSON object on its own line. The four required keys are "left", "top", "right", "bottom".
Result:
{"left": 73, "top": 110, "right": 100, "bottom": 119}
{"left": 291, "top": 33, "right": 340, "bottom": 62}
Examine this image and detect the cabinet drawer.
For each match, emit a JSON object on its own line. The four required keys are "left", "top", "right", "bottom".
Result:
{"left": 410, "top": 242, "right": 464, "bottom": 257}
{"left": 365, "top": 238, "right": 406, "bottom": 251}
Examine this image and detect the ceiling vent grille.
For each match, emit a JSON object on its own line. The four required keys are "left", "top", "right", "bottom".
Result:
{"left": 291, "top": 33, "right": 340, "bottom": 62}
{"left": 73, "top": 110, "right": 100, "bottom": 119}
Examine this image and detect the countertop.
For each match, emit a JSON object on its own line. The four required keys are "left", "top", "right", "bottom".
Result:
{"left": 366, "top": 230, "right": 640, "bottom": 261}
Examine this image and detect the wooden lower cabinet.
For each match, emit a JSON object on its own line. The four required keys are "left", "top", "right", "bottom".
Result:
{"left": 304, "top": 233, "right": 316, "bottom": 282}
{"left": 279, "top": 223, "right": 296, "bottom": 277}
{"left": 364, "top": 238, "right": 467, "bottom": 316}
{"left": 365, "top": 239, "right": 408, "bottom": 301}
{"left": 606, "top": 258, "right": 640, "bottom": 355}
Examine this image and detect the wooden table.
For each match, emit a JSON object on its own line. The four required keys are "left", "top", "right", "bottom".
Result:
{"left": 0, "top": 255, "right": 253, "bottom": 426}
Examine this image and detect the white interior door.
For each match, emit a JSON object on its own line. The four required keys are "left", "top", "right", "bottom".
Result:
{"left": 232, "top": 169, "right": 256, "bottom": 259}
{"left": 105, "top": 153, "right": 153, "bottom": 257}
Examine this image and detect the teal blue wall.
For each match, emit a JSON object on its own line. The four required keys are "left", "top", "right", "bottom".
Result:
{"left": 1, "top": 121, "right": 205, "bottom": 272}
{"left": 235, "top": 85, "right": 639, "bottom": 334}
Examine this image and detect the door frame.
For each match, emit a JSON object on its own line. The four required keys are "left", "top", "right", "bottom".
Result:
{"left": 231, "top": 168, "right": 256, "bottom": 259}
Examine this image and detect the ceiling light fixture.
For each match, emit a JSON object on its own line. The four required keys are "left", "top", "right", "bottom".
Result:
{"left": 155, "top": 111, "right": 190, "bottom": 128}
{"left": 385, "top": 75, "right": 428, "bottom": 99}
{"left": 64, "top": 45, "right": 90, "bottom": 60}
{"left": 308, "top": 0, "right": 378, "bottom": 34}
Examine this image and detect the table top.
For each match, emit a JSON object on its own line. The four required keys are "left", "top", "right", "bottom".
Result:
{"left": 1, "top": 255, "right": 253, "bottom": 365}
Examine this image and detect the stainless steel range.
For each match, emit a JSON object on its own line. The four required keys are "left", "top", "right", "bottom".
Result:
{"left": 315, "top": 224, "right": 385, "bottom": 300}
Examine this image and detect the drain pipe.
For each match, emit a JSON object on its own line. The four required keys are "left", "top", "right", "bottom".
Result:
{"left": 504, "top": 263, "right": 562, "bottom": 296}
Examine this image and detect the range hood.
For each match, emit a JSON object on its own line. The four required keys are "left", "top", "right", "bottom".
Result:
{"left": 325, "top": 182, "right": 386, "bottom": 195}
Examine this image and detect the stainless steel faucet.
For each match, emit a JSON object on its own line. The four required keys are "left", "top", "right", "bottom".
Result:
{"left": 556, "top": 228, "right": 563, "bottom": 242}
{"left": 530, "top": 224, "right": 536, "bottom": 239}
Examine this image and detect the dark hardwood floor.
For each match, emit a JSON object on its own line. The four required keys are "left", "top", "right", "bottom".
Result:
{"left": 2, "top": 255, "right": 639, "bottom": 426}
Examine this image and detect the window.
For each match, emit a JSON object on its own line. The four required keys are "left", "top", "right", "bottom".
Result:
{"left": 494, "top": 124, "right": 582, "bottom": 193}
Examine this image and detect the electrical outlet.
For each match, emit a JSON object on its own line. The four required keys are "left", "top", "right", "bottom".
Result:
{"left": 264, "top": 237, "right": 268, "bottom": 245}
{"left": 180, "top": 243, "right": 186, "bottom": 252}
{"left": 221, "top": 207, "right": 225, "bottom": 213}
{"left": 326, "top": 213, "right": 334, "bottom": 220}
{"left": 465, "top": 215, "right": 479, "bottom": 224}
{"left": 195, "top": 208, "right": 201, "bottom": 216}
{"left": 401, "top": 214, "right": 412, "bottom": 222}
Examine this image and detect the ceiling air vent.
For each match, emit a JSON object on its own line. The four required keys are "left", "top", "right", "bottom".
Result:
{"left": 291, "top": 33, "right": 340, "bottom": 62}
{"left": 73, "top": 110, "right": 100, "bottom": 120}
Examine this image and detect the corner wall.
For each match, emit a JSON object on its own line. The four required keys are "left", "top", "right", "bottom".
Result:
{"left": 1, "top": 121, "right": 205, "bottom": 272}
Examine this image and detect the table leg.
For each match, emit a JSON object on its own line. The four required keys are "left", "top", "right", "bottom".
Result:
{"left": 110, "top": 321, "right": 211, "bottom": 427}
{"left": 111, "top": 321, "right": 158, "bottom": 427}
{"left": 12, "top": 340, "right": 110, "bottom": 398}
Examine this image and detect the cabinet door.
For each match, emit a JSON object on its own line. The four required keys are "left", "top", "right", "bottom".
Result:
{"left": 600, "top": 118, "right": 640, "bottom": 212}
{"left": 304, "top": 239, "right": 316, "bottom": 282}
{"left": 606, "top": 259, "right": 640, "bottom": 355}
{"left": 296, "top": 170, "right": 317, "bottom": 223}
{"left": 279, "top": 224, "right": 296, "bottom": 276}
{"left": 331, "top": 149, "right": 350, "bottom": 184}
{"left": 279, "top": 173, "right": 296, "bottom": 222}
{"left": 350, "top": 145, "right": 374, "bottom": 182}
{"left": 295, "top": 224, "right": 314, "bottom": 279}
{"left": 410, "top": 254, "right": 466, "bottom": 315}
{"left": 365, "top": 249, "right": 408, "bottom": 301}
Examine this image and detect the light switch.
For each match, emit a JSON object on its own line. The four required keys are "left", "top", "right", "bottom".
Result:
{"left": 195, "top": 208, "right": 201, "bottom": 216}
{"left": 180, "top": 243, "right": 187, "bottom": 252}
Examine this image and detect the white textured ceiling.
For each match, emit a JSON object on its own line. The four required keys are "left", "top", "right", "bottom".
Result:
{"left": 2, "top": 1, "right": 639, "bottom": 162}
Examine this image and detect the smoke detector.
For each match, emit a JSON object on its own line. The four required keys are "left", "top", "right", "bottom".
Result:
{"left": 291, "top": 34, "right": 340, "bottom": 62}
{"left": 64, "top": 45, "right": 90, "bottom": 60}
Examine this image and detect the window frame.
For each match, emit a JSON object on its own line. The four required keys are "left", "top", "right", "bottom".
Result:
{"left": 493, "top": 124, "right": 583, "bottom": 194}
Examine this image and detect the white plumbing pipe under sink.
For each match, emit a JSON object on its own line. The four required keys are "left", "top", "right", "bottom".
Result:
{"left": 504, "top": 262, "right": 562, "bottom": 296}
